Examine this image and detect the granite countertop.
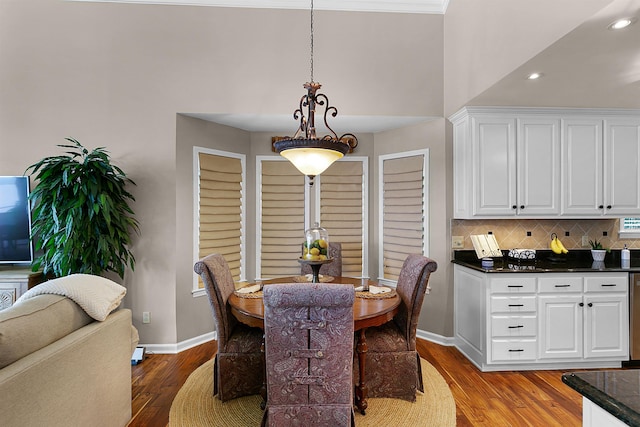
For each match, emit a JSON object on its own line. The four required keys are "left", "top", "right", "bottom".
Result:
{"left": 562, "top": 370, "right": 640, "bottom": 426}
{"left": 452, "top": 249, "right": 640, "bottom": 273}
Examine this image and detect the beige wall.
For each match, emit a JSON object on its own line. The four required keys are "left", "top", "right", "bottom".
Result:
{"left": 0, "top": 0, "right": 446, "bottom": 344}
{"left": 443, "top": 0, "right": 614, "bottom": 116}
{"left": 373, "top": 119, "right": 452, "bottom": 335}
{"left": 2, "top": 0, "right": 622, "bottom": 345}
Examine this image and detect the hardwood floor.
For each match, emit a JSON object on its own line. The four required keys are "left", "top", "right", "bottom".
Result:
{"left": 128, "top": 339, "right": 583, "bottom": 426}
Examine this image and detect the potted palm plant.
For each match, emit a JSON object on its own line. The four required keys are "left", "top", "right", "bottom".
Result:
{"left": 589, "top": 239, "right": 608, "bottom": 262}
{"left": 25, "top": 138, "right": 140, "bottom": 279}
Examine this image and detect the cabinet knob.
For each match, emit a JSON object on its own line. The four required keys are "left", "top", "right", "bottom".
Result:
{"left": 606, "top": 205, "right": 612, "bottom": 209}
{"left": 579, "top": 302, "right": 584, "bottom": 307}
{"left": 520, "top": 205, "right": 525, "bottom": 209}
{"left": 598, "top": 205, "right": 604, "bottom": 209}
{"left": 512, "top": 205, "right": 517, "bottom": 210}
{"left": 588, "top": 302, "right": 593, "bottom": 307}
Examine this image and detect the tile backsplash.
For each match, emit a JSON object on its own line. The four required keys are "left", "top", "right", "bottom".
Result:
{"left": 451, "top": 218, "right": 640, "bottom": 251}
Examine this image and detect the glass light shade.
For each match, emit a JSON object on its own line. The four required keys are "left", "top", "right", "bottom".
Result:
{"left": 280, "top": 147, "right": 344, "bottom": 176}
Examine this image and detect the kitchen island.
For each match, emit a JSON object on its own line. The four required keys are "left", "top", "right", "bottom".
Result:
{"left": 562, "top": 370, "right": 640, "bottom": 427}
{"left": 453, "top": 250, "right": 633, "bottom": 372}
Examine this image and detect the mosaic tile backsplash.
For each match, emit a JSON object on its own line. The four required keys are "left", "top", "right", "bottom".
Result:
{"left": 451, "top": 218, "right": 640, "bottom": 251}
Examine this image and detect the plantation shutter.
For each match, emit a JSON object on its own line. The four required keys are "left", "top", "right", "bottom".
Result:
{"left": 320, "top": 161, "right": 364, "bottom": 276}
{"left": 260, "top": 161, "right": 306, "bottom": 278}
{"left": 382, "top": 155, "right": 425, "bottom": 281}
{"left": 198, "top": 152, "right": 243, "bottom": 284}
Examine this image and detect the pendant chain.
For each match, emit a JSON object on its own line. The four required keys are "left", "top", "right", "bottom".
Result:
{"left": 310, "top": 0, "right": 314, "bottom": 83}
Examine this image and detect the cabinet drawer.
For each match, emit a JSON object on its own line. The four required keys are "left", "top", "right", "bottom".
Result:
{"left": 491, "top": 339, "right": 537, "bottom": 361}
{"left": 491, "top": 315, "right": 536, "bottom": 337}
{"left": 539, "top": 276, "right": 583, "bottom": 293}
{"left": 585, "top": 275, "right": 628, "bottom": 293}
{"left": 491, "top": 296, "right": 536, "bottom": 313}
{"left": 490, "top": 277, "right": 536, "bottom": 293}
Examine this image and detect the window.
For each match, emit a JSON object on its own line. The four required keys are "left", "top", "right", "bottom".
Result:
{"left": 317, "top": 158, "right": 367, "bottom": 277}
{"left": 620, "top": 218, "right": 640, "bottom": 238}
{"left": 378, "top": 150, "right": 429, "bottom": 284}
{"left": 194, "top": 148, "right": 245, "bottom": 292}
{"left": 256, "top": 158, "right": 306, "bottom": 279}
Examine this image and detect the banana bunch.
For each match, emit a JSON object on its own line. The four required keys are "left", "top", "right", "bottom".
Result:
{"left": 550, "top": 233, "right": 569, "bottom": 254}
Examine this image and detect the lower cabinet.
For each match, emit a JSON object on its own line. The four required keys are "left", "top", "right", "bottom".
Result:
{"left": 454, "top": 265, "right": 629, "bottom": 371}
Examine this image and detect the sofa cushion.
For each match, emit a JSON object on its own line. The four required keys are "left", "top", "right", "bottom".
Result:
{"left": 0, "top": 294, "right": 93, "bottom": 368}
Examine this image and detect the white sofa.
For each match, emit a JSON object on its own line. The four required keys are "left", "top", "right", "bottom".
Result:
{"left": 0, "top": 275, "right": 138, "bottom": 427}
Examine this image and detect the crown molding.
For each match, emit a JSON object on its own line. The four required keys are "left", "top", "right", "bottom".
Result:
{"left": 66, "top": 0, "right": 449, "bottom": 14}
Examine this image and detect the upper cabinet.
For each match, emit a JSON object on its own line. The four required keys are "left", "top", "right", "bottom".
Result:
{"left": 450, "top": 107, "right": 640, "bottom": 219}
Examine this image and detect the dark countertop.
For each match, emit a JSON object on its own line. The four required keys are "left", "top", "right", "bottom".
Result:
{"left": 452, "top": 249, "right": 640, "bottom": 273}
{"left": 562, "top": 370, "right": 640, "bottom": 426}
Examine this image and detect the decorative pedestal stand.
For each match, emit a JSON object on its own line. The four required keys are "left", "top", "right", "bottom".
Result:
{"left": 297, "top": 258, "right": 334, "bottom": 283}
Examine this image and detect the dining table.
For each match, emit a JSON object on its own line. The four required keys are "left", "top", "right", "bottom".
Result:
{"left": 228, "top": 276, "right": 401, "bottom": 415}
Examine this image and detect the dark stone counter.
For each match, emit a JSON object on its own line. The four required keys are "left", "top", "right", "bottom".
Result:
{"left": 562, "top": 370, "right": 640, "bottom": 426}
{"left": 452, "top": 249, "right": 640, "bottom": 273}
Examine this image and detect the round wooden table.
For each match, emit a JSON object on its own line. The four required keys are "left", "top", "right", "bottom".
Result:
{"left": 228, "top": 276, "right": 400, "bottom": 415}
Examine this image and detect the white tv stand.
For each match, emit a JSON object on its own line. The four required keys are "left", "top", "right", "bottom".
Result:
{"left": 0, "top": 266, "right": 44, "bottom": 310}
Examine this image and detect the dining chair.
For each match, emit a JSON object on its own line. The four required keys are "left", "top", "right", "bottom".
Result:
{"left": 300, "top": 242, "right": 342, "bottom": 277}
{"left": 356, "top": 254, "right": 437, "bottom": 402}
{"left": 261, "top": 283, "right": 355, "bottom": 427}
{"left": 194, "top": 254, "right": 264, "bottom": 402}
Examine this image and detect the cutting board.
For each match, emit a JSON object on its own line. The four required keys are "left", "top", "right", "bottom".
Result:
{"left": 470, "top": 234, "right": 502, "bottom": 258}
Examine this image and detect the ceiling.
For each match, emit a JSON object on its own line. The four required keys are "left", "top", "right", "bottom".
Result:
{"left": 72, "top": 0, "right": 640, "bottom": 132}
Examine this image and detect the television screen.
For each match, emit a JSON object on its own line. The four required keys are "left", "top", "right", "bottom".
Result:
{"left": 0, "top": 176, "right": 33, "bottom": 264}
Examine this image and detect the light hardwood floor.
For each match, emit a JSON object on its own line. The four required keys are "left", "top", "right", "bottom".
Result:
{"left": 129, "top": 339, "right": 583, "bottom": 426}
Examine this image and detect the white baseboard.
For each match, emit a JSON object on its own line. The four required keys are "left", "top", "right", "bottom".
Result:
{"left": 140, "top": 331, "right": 217, "bottom": 354}
{"left": 141, "top": 329, "right": 454, "bottom": 354}
{"left": 416, "top": 328, "right": 455, "bottom": 346}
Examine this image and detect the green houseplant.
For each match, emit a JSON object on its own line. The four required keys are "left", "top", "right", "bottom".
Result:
{"left": 589, "top": 239, "right": 608, "bottom": 262}
{"left": 25, "top": 138, "right": 140, "bottom": 279}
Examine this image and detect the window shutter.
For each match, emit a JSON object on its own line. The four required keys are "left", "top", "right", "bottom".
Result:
{"left": 198, "top": 152, "right": 243, "bottom": 284}
{"left": 260, "top": 161, "right": 306, "bottom": 278}
{"left": 320, "top": 161, "right": 364, "bottom": 276}
{"left": 382, "top": 155, "right": 425, "bottom": 281}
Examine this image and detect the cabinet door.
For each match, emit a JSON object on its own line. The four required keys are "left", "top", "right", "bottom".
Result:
{"left": 472, "top": 117, "right": 517, "bottom": 216}
{"left": 538, "top": 295, "right": 583, "bottom": 359}
{"left": 584, "top": 294, "right": 628, "bottom": 359}
{"left": 562, "top": 119, "right": 603, "bottom": 216}
{"left": 604, "top": 118, "right": 640, "bottom": 216}
{"left": 517, "top": 118, "right": 561, "bottom": 215}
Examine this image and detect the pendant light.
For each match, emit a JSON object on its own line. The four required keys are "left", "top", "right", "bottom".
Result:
{"left": 273, "top": 0, "right": 358, "bottom": 185}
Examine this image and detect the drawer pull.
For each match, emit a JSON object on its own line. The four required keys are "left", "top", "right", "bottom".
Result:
{"left": 508, "top": 349, "right": 524, "bottom": 352}
{"left": 601, "top": 284, "right": 617, "bottom": 287}
{"left": 508, "top": 325, "right": 524, "bottom": 329}
{"left": 507, "top": 285, "right": 524, "bottom": 288}
{"left": 554, "top": 284, "right": 571, "bottom": 288}
{"left": 508, "top": 304, "right": 524, "bottom": 307}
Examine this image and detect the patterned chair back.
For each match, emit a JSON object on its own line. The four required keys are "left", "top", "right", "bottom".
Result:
{"left": 394, "top": 254, "right": 438, "bottom": 350}
{"left": 261, "top": 283, "right": 355, "bottom": 427}
{"left": 194, "top": 254, "right": 264, "bottom": 402}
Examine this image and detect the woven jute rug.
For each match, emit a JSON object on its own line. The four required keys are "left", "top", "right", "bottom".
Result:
{"left": 169, "top": 357, "right": 456, "bottom": 426}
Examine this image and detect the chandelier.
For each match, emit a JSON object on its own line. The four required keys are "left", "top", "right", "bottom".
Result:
{"left": 272, "top": 0, "right": 358, "bottom": 185}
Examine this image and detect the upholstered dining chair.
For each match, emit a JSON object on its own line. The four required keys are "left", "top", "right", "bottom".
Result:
{"left": 356, "top": 254, "right": 437, "bottom": 402}
{"left": 300, "top": 242, "right": 343, "bottom": 277}
{"left": 194, "top": 254, "right": 264, "bottom": 402}
{"left": 261, "top": 283, "right": 355, "bottom": 427}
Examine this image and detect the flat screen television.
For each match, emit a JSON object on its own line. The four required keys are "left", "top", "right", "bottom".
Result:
{"left": 0, "top": 176, "right": 33, "bottom": 264}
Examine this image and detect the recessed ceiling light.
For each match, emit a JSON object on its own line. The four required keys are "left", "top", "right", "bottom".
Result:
{"left": 608, "top": 17, "right": 636, "bottom": 30}
{"left": 527, "top": 72, "right": 543, "bottom": 80}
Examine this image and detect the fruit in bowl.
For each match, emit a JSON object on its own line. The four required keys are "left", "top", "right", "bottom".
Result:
{"left": 302, "top": 239, "right": 329, "bottom": 261}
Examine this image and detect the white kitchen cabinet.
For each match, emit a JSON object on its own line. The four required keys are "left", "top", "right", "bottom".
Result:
{"left": 604, "top": 118, "right": 640, "bottom": 216}
{"left": 453, "top": 265, "right": 629, "bottom": 371}
{"left": 450, "top": 107, "right": 640, "bottom": 219}
{"left": 451, "top": 108, "right": 561, "bottom": 218}
{"left": 562, "top": 117, "right": 640, "bottom": 216}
